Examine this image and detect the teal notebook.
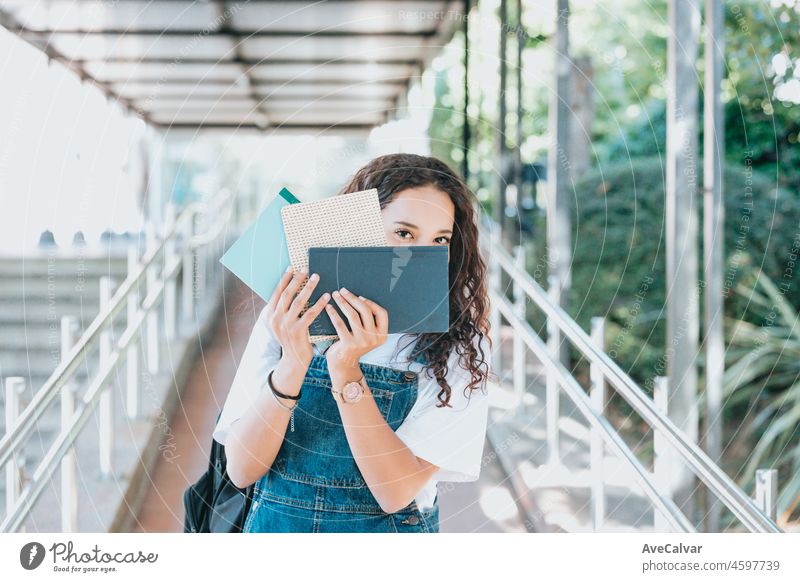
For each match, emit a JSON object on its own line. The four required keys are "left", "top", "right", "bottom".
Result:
{"left": 219, "top": 187, "right": 300, "bottom": 301}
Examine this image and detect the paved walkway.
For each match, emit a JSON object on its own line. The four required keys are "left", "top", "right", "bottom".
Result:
{"left": 133, "top": 287, "right": 528, "bottom": 533}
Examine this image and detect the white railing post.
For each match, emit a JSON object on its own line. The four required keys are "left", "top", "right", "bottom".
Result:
{"left": 489, "top": 228, "right": 502, "bottom": 376}
{"left": 163, "top": 202, "right": 177, "bottom": 341}
{"left": 590, "top": 316, "right": 607, "bottom": 531}
{"left": 513, "top": 245, "right": 526, "bottom": 409}
{"left": 546, "top": 275, "right": 561, "bottom": 465}
{"left": 126, "top": 243, "right": 140, "bottom": 420}
{"left": 99, "top": 276, "right": 114, "bottom": 478}
{"left": 4, "top": 376, "right": 26, "bottom": 531}
{"left": 182, "top": 210, "right": 196, "bottom": 329}
{"left": 195, "top": 210, "right": 207, "bottom": 302}
{"left": 754, "top": 468, "right": 778, "bottom": 523}
{"left": 145, "top": 221, "right": 160, "bottom": 374}
{"left": 653, "top": 375, "right": 676, "bottom": 532}
{"left": 60, "top": 315, "right": 79, "bottom": 532}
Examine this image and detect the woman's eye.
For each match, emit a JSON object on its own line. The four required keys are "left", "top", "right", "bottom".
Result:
{"left": 435, "top": 236, "right": 451, "bottom": 245}
{"left": 395, "top": 229, "right": 413, "bottom": 239}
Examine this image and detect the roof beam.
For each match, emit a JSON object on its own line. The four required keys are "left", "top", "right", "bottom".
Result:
{"left": 6, "top": 28, "right": 438, "bottom": 38}
{"left": 214, "top": 0, "right": 269, "bottom": 128}
{"left": 68, "top": 57, "right": 421, "bottom": 66}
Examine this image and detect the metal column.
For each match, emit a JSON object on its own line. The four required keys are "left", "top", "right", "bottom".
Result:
{"left": 702, "top": 0, "right": 725, "bottom": 533}
{"left": 666, "top": 0, "right": 702, "bottom": 522}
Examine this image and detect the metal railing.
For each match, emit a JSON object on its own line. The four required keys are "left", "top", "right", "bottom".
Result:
{"left": 1, "top": 191, "right": 234, "bottom": 532}
{"left": 482, "top": 228, "right": 782, "bottom": 533}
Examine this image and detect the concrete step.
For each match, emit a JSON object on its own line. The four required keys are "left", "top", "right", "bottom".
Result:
{"left": 0, "top": 256, "right": 129, "bottom": 278}
{"left": 0, "top": 321, "right": 129, "bottom": 350}
{"left": 0, "top": 302, "right": 131, "bottom": 323}
{"left": 0, "top": 281, "right": 143, "bottom": 302}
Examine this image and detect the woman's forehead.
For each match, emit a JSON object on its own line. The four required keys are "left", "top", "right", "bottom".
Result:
{"left": 383, "top": 187, "right": 455, "bottom": 223}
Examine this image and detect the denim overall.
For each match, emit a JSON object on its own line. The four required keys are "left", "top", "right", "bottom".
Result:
{"left": 243, "top": 351, "right": 440, "bottom": 533}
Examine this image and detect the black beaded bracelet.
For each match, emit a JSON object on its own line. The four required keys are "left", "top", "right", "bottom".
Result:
{"left": 267, "top": 369, "right": 302, "bottom": 400}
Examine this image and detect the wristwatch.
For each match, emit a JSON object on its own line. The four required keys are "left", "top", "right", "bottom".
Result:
{"left": 332, "top": 375, "right": 367, "bottom": 404}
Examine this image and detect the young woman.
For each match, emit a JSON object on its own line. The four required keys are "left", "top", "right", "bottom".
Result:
{"left": 213, "top": 153, "right": 492, "bottom": 533}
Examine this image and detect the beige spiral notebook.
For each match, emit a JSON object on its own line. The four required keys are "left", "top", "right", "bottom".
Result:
{"left": 281, "top": 188, "right": 388, "bottom": 342}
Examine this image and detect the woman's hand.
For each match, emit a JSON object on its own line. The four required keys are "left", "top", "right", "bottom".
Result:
{"left": 325, "top": 288, "right": 389, "bottom": 372}
{"left": 266, "top": 267, "right": 331, "bottom": 368}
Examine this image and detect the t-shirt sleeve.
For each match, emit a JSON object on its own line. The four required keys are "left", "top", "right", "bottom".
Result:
{"left": 394, "top": 334, "right": 491, "bottom": 483}
{"left": 212, "top": 305, "right": 282, "bottom": 446}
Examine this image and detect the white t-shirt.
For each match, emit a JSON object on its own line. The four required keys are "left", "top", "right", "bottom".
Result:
{"left": 212, "top": 305, "right": 491, "bottom": 511}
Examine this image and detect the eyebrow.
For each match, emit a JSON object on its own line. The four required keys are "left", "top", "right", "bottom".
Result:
{"left": 393, "top": 220, "right": 453, "bottom": 235}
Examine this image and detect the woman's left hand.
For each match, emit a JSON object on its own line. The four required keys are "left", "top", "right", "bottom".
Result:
{"left": 325, "top": 288, "right": 388, "bottom": 371}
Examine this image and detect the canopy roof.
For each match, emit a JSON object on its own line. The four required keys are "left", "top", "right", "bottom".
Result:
{"left": 0, "top": 0, "right": 462, "bottom": 132}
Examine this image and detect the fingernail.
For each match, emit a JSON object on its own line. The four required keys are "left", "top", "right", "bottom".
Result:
{"left": 358, "top": 295, "right": 365, "bottom": 301}
{"left": 322, "top": 292, "right": 330, "bottom": 300}
{"left": 310, "top": 273, "right": 319, "bottom": 281}
{"left": 341, "top": 287, "right": 349, "bottom": 294}
{"left": 333, "top": 290, "right": 340, "bottom": 297}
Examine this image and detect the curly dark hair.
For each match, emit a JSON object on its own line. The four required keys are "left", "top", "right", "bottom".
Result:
{"left": 334, "top": 153, "right": 491, "bottom": 408}
{"left": 231, "top": 153, "right": 492, "bottom": 408}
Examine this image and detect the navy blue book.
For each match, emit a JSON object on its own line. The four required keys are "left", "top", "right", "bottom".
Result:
{"left": 307, "top": 246, "right": 450, "bottom": 335}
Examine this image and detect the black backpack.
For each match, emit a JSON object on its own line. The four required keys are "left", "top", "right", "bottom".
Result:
{"left": 183, "top": 411, "right": 256, "bottom": 533}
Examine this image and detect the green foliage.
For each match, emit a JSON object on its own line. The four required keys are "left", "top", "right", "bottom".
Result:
{"left": 707, "top": 266, "right": 800, "bottom": 522}
{"left": 540, "top": 156, "right": 800, "bottom": 391}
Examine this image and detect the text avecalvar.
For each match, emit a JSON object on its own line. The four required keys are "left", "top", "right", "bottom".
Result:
{"left": 642, "top": 544, "right": 702, "bottom": 554}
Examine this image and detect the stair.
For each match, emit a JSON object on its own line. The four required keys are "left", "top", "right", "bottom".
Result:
{"left": 0, "top": 252, "right": 135, "bottom": 512}
{"left": 486, "top": 326, "right": 659, "bottom": 532}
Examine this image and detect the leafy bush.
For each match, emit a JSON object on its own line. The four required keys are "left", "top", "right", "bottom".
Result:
{"left": 528, "top": 155, "right": 800, "bottom": 392}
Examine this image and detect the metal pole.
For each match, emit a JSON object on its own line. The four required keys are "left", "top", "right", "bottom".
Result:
{"left": 497, "top": 0, "right": 509, "bottom": 243}
{"left": 145, "top": 221, "right": 160, "bottom": 374}
{"left": 182, "top": 212, "right": 196, "bottom": 328}
{"left": 590, "top": 316, "right": 606, "bottom": 531}
{"left": 99, "top": 276, "right": 114, "bottom": 478}
{"left": 513, "top": 245, "right": 526, "bottom": 409}
{"left": 126, "top": 243, "right": 140, "bottom": 419}
{"left": 546, "top": 274, "right": 561, "bottom": 465}
{"left": 490, "top": 228, "right": 503, "bottom": 377}
{"left": 754, "top": 469, "right": 778, "bottom": 523}
{"left": 702, "top": 0, "right": 725, "bottom": 535}
{"left": 462, "top": 0, "right": 471, "bottom": 183}
{"left": 60, "top": 316, "right": 79, "bottom": 532}
{"left": 547, "top": 0, "right": 572, "bottom": 367}
{"left": 653, "top": 375, "right": 677, "bottom": 532}
{"left": 666, "top": 0, "right": 701, "bottom": 521}
{"left": 4, "top": 377, "right": 25, "bottom": 529}
{"left": 163, "top": 202, "right": 177, "bottom": 341}
{"left": 515, "top": 0, "right": 524, "bottom": 220}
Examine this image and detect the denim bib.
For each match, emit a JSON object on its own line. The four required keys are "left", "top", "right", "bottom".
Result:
{"left": 243, "top": 349, "right": 440, "bottom": 533}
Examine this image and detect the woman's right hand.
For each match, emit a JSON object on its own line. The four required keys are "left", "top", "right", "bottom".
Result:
{"left": 266, "top": 267, "right": 331, "bottom": 368}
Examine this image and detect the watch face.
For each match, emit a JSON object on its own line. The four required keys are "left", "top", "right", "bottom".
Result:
{"left": 343, "top": 381, "right": 363, "bottom": 403}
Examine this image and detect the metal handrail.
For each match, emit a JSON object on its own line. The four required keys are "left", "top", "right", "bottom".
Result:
{"left": 481, "top": 231, "right": 782, "bottom": 533}
{"left": 0, "top": 202, "right": 198, "bottom": 469}
{"left": 0, "top": 193, "right": 233, "bottom": 531}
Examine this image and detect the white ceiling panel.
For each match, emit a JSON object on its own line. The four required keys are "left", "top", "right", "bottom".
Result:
{"left": 267, "top": 110, "right": 385, "bottom": 126}
{"left": 113, "top": 82, "right": 252, "bottom": 100}
{"left": 254, "top": 82, "right": 401, "bottom": 100}
{"left": 0, "top": 1, "right": 219, "bottom": 32}
{"left": 49, "top": 33, "right": 236, "bottom": 61}
{"left": 86, "top": 62, "right": 246, "bottom": 82}
{"left": 247, "top": 62, "right": 414, "bottom": 82}
{"left": 240, "top": 35, "right": 427, "bottom": 62}
{"left": 230, "top": 1, "right": 443, "bottom": 34}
